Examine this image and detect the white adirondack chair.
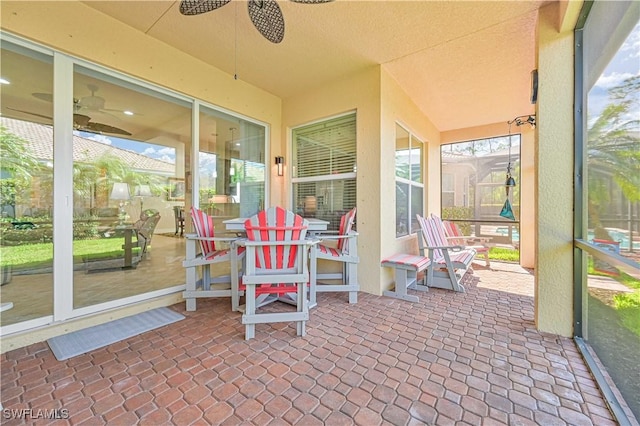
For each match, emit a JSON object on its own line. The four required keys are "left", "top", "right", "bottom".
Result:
{"left": 416, "top": 214, "right": 476, "bottom": 292}
{"left": 237, "top": 206, "right": 318, "bottom": 340}
{"left": 182, "top": 207, "right": 245, "bottom": 311}
{"left": 442, "top": 220, "right": 491, "bottom": 267}
{"left": 309, "top": 207, "right": 359, "bottom": 306}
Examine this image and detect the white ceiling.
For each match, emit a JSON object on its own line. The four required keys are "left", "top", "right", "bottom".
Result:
{"left": 81, "top": 0, "right": 542, "bottom": 132}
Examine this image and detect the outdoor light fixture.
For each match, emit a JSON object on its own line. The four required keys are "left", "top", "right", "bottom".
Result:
{"left": 511, "top": 114, "right": 536, "bottom": 129}
{"left": 110, "top": 182, "right": 131, "bottom": 226}
{"left": 275, "top": 156, "right": 284, "bottom": 176}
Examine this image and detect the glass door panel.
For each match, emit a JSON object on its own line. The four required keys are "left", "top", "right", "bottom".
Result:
{"left": 71, "top": 65, "right": 191, "bottom": 309}
{"left": 198, "top": 105, "right": 266, "bottom": 231}
{"left": 0, "top": 40, "right": 54, "bottom": 326}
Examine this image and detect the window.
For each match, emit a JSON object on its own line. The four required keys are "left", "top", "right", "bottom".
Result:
{"left": 395, "top": 124, "right": 423, "bottom": 237}
{"left": 440, "top": 136, "right": 520, "bottom": 250}
{"left": 292, "top": 113, "right": 356, "bottom": 231}
{"left": 576, "top": 6, "right": 640, "bottom": 421}
{"left": 442, "top": 173, "right": 455, "bottom": 208}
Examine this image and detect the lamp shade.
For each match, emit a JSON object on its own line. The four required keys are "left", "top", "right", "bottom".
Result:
{"left": 110, "top": 182, "right": 131, "bottom": 201}
{"left": 133, "top": 184, "right": 152, "bottom": 197}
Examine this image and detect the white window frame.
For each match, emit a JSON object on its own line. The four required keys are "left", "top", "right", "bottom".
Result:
{"left": 395, "top": 123, "right": 424, "bottom": 238}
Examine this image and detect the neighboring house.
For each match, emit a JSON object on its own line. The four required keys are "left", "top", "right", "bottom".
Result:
{"left": 1, "top": 116, "right": 175, "bottom": 218}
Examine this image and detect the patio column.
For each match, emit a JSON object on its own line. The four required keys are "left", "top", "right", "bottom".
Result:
{"left": 534, "top": 3, "right": 578, "bottom": 337}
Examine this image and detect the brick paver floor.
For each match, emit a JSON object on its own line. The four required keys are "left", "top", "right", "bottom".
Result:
{"left": 0, "top": 262, "right": 618, "bottom": 425}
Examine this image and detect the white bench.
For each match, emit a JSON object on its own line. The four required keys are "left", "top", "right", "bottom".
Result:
{"left": 381, "top": 253, "right": 431, "bottom": 302}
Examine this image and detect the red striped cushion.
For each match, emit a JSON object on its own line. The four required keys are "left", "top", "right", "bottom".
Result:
{"left": 204, "top": 246, "right": 246, "bottom": 261}
{"left": 336, "top": 207, "right": 356, "bottom": 252}
{"left": 191, "top": 206, "right": 216, "bottom": 254}
{"left": 318, "top": 244, "right": 341, "bottom": 257}
{"left": 381, "top": 253, "right": 430, "bottom": 270}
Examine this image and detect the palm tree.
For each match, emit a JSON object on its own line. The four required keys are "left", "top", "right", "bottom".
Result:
{"left": 587, "top": 75, "right": 640, "bottom": 238}
{"left": 0, "top": 127, "right": 41, "bottom": 216}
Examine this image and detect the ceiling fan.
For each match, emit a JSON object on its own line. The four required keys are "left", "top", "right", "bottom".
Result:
{"left": 7, "top": 84, "right": 132, "bottom": 136}
{"left": 179, "top": 0, "right": 333, "bottom": 44}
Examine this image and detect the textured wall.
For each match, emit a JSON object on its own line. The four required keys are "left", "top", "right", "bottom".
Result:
{"left": 535, "top": 3, "right": 575, "bottom": 337}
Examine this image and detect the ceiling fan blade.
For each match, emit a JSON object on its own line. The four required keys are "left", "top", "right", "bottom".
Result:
{"left": 5, "top": 107, "right": 53, "bottom": 120}
{"left": 248, "top": 0, "right": 285, "bottom": 43}
{"left": 73, "top": 113, "right": 91, "bottom": 127}
{"left": 179, "top": 0, "right": 230, "bottom": 15}
{"left": 82, "top": 121, "right": 132, "bottom": 136}
{"left": 32, "top": 92, "right": 54, "bottom": 102}
{"left": 289, "top": 0, "right": 333, "bottom": 3}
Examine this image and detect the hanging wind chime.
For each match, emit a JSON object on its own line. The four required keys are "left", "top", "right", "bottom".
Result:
{"left": 499, "top": 121, "right": 516, "bottom": 221}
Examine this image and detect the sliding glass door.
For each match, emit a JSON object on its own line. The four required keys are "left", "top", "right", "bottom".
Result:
{"left": 71, "top": 65, "right": 192, "bottom": 310}
{"left": 0, "top": 40, "right": 54, "bottom": 327}
{"left": 0, "top": 33, "right": 268, "bottom": 332}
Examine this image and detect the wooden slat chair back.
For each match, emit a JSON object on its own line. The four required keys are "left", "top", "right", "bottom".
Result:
{"left": 415, "top": 213, "right": 477, "bottom": 292}
{"left": 442, "top": 220, "right": 490, "bottom": 267}
{"left": 182, "top": 207, "right": 244, "bottom": 311}
{"left": 238, "top": 206, "right": 317, "bottom": 340}
{"left": 310, "top": 207, "right": 359, "bottom": 305}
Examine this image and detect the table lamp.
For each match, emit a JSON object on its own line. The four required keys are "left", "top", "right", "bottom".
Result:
{"left": 133, "top": 184, "right": 152, "bottom": 214}
{"left": 110, "top": 182, "right": 131, "bottom": 225}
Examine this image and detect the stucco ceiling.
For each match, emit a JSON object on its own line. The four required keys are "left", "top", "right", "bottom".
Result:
{"left": 81, "top": 1, "right": 542, "bottom": 132}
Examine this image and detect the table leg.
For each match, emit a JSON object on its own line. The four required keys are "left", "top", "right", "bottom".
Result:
{"left": 123, "top": 228, "right": 133, "bottom": 269}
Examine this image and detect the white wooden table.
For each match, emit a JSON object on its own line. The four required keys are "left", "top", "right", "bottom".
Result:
{"left": 223, "top": 217, "right": 329, "bottom": 233}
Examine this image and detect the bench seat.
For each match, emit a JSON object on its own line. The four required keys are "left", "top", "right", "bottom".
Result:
{"left": 381, "top": 253, "right": 431, "bottom": 302}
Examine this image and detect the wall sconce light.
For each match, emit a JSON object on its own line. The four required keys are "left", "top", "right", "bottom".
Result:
{"left": 510, "top": 114, "right": 536, "bottom": 129}
{"left": 275, "top": 156, "right": 284, "bottom": 176}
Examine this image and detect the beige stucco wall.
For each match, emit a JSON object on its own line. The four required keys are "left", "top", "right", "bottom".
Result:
{"left": 441, "top": 123, "right": 536, "bottom": 269}
{"left": 379, "top": 69, "right": 440, "bottom": 293}
{"left": 535, "top": 3, "right": 575, "bottom": 337}
{"left": 281, "top": 67, "right": 439, "bottom": 296}
{"left": 282, "top": 67, "right": 383, "bottom": 295}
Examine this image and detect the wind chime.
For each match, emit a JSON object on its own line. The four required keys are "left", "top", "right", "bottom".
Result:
{"left": 499, "top": 121, "right": 516, "bottom": 221}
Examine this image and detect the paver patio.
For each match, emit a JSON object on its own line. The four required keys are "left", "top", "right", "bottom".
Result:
{"left": 0, "top": 262, "right": 617, "bottom": 425}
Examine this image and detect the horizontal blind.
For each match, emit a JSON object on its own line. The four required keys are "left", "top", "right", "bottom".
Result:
{"left": 293, "top": 113, "right": 356, "bottom": 178}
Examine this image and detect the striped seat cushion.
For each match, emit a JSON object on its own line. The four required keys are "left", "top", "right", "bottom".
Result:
{"left": 318, "top": 244, "right": 341, "bottom": 257}
{"left": 239, "top": 280, "right": 310, "bottom": 294}
{"left": 435, "top": 249, "right": 476, "bottom": 268}
{"left": 381, "top": 253, "right": 431, "bottom": 271}
{"left": 203, "top": 246, "right": 245, "bottom": 261}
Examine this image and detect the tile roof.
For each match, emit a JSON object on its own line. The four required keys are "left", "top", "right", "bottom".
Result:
{"left": 1, "top": 117, "right": 175, "bottom": 174}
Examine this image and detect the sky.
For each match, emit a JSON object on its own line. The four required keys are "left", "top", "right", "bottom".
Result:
{"left": 77, "top": 132, "right": 177, "bottom": 164}
{"left": 588, "top": 22, "right": 640, "bottom": 126}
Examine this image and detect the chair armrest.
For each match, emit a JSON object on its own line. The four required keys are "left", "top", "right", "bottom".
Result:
{"left": 446, "top": 236, "right": 490, "bottom": 244}
{"left": 425, "top": 244, "right": 465, "bottom": 251}
{"left": 185, "top": 234, "right": 241, "bottom": 243}
{"left": 317, "top": 234, "right": 358, "bottom": 241}
{"left": 237, "top": 239, "right": 319, "bottom": 247}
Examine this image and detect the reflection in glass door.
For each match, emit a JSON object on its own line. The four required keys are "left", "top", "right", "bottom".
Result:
{"left": 198, "top": 105, "right": 266, "bottom": 232}
{"left": 0, "top": 40, "right": 54, "bottom": 327}
{"left": 71, "top": 65, "right": 191, "bottom": 310}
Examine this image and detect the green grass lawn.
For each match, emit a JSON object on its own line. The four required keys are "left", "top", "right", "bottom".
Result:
{"left": 1, "top": 238, "right": 140, "bottom": 270}
{"left": 588, "top": 258, "right": 640, "bottom": 337}
{"left": 488, "top": 247, "right": 520, "bottom": 262}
